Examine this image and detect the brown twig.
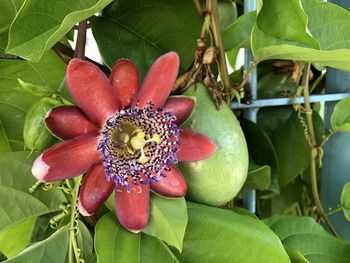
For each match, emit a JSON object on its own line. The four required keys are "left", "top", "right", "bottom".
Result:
{"left": 206, "top": 0, "right": 233, "bottom": 98}
{"left": 73, "top": 20, "right": 88, "bottom": 59}
{"left": 52, "top": 42, "right": 110, "bottom": 74}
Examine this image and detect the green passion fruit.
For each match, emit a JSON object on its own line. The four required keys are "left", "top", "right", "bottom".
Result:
{"left": 177, "top": 84, "right": 248, "bottom": 206}
{"left": 23, "top": 97, "right": 61, "bottom": 151}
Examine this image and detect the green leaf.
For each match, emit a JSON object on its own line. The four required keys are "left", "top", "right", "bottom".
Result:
{"left": 104, "top": 192, "right": 188, "bottom": 252}
{"left": 0, "top": 218, "right": 36, "bottom": 258}
{"left": 264, "top": 215, "right": 350, "bottom": 263}
{"left": 0, "top": 0, "right": 24, "bottom": 54}
{"left": 340, "top": 182, "right": 350, "bottom": 221}
{"left": 285, "top": 247, "right": 310, "bottom": 263}
{"left": 257, "top": 106, "right": 294, "bottom": 138}
{"left": 241, "top": 118, "right": 279, "bottom": 193}
{"left": 95, "top": 213, "right": 141, "bottom": 263}
{"left": 178, "top": 202, "right": 290, "bottom": 263}
{"left": 77, "top": 220, "right": 94, "bottom": 263}
{"left": 273, "top": 112, "right": 310, "bottom": 187}
{"left": 256, "top": 0, "right": 319, "bottom": 49}
{"left": 223, "top": 11, "right": 256, "bottom": 51}
{"left": 0, "top": 120, "right": 11, "bottom": 154}
{"left": 252, "top": 0, "right": 350, "bottom": 71}
{"left": 245, "top": 160, "right": 271, "bottom": 190}
{"left": 273, "top": 111, "right": 324, "bottom": 187}
{"left": 0, "top": 152, "right": 67, "bottom": 209}
{"left": 331, "top": 97, "right": 350, "bottom": 132}
{"left": 92, "top": 0, "right": 202, "bottom": 78}
{"left": 4, "top": 226, "right": 68, "bottom": 263}
{"left": 95, "top": 213, "right": 180, "bottom": 263}
{"left": 0, "top": 186, "right": 49, "bottom": 232}
{"left": 143, "top": 194, "right": 187, "bottom": 252}
{"left": 6, "top": 0, "right": 113, "bottom": 62}
{"left": 0, "top": 51, "right": 65, "bottom": 147}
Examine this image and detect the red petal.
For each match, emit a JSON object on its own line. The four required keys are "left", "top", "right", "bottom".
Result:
{"left": 162, "top": 97, "right": 195, "bottom": 125}
{"left": 66, "top": 59, "right": 119, "bottom": 127}
{"left": 78, "top": 162, "right": 115, "bottom": 216}
{"left": 115, "top": 182, "right": 149, "bottom": 233}
{"left": 137, "top": 52, "right": 179, "bottom": 108}
{"left": 150, "top": 165, "right": 187, "bottom": 197}
{"left": 110, "top": 59, "right": 139, "bottom": 109}
{"left": 177, "top": 129, "right": 217, "bottom": 162}
{"left": 31, "top": 132, "right": 101, "bottom": 182}
{"left": 45, "top": 105, "right": 98, "bottom": 140}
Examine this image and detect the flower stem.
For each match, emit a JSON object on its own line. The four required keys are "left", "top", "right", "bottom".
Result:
{"left": 68, "top": 176, "right": 83, "bottom": 263}
{"left": 302, "top": 63, "right": 339, "bottom": 237}
{"left": 206, "top": 0, "right": 233, "bottom": 97}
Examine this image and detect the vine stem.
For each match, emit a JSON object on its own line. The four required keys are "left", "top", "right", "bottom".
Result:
{"left": 302, "top": 63, "right": 339, "bottom": 237}
{"left": 206, "top": 0, "right": 233, "bottom": 98}
{"left": 68, "top": 176, "right": 83, "bottom": 263}
{"left": 237, "top": 61, "right": 257, "bottom": 91}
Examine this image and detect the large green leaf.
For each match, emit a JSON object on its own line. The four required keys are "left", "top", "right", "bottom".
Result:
{"left": 177, "top": 202, "right": 290, "bottom": 263}
{"left": 264, "top": 215, "right": 350, "bottom": 263}
{"left": 95, "top": 213, "right": 180, "bottom": 263}
{"left": 105, "top": 191, "right": 187, "bottom": 251}
{"left": 241, "top": 119, "right": 279, "bottom": 192}
{"left": 0, "top": 51, "right": 65, "bottom": 147}
{"left": 0, "top": 218, "right": 36, "bottom": 258}
{"left": 223, "top": 11, "right": 256, "bottom": 51}
{"left": 4, "top": 226, "right": 68, "bottom": 263}
{"left": 0, "top": 120, "right": 11, "bottom": 154}
{"left": 256, "top": 0, "right": 319, "bottom": 49}
{"left": 143, "top": 194, "right": 187, "bottom": 252}
{"left": 273, "top": 111, "right": 324, "bottom": 187}
{"left": 77, "top": 220, "right": 94, "bottom": 263}
{"left": 252, "top": 0, "right": 350, "bottom": 71}
{"left": 340, "top": 182, "right": 350, "bottom": 221}
{"left": 92, "top": 0, "right": 202, "bottom": 78}
{"left": 245, "top": 160, "right": 271, "bottom": 191}
{"left": 331, "top": 97, "right": 350, "bottom": 132}
{"left": 0, "top": 0, "right": 24, "bottom": 54}
{"left": 0, "top": 186, "right": 49, "bottom": 232}
{"left": 0, "top": 152, "right": 67, "bottom": 209}
{"left": 6, "top": 0, "right": 112, "bottom": 62}
{"left": 273, "top": 112, "right": 310, "bottom": 187}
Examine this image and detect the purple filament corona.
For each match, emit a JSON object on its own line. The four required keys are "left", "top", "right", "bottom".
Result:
{"left": 97, "top": 104, "right": 180, "bottom": 188}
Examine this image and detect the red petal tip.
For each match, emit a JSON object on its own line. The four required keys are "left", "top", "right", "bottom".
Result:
{"left": 177, "top": 129, "right": 218, "bottom": 162}
{"left": 115, "top": 184, "right": 149, "bottom": 232}
{"left": 78, "top": 197, "right": 93, "bottom": 216}
{"left": 32, "top": 153, "right": 50, "bottom": 182}
{"left": 137, "top": 52, "right": 180, "bottom": 108}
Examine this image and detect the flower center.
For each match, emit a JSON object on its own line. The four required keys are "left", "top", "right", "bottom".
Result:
{"left": 98, "top": 104, "right": 179, "bottom": 188}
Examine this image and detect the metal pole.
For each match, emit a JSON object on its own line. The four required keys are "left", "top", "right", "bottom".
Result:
{"left": 242, "top": 0, "right": 257, "bottom": 213}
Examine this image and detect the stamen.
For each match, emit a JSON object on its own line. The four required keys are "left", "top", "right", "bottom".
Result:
{"left": 98, "top": 104, "right": 180, "bottom": 188}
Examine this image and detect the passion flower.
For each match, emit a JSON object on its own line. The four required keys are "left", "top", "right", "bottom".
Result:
{"left": 31, "top": 52, "right": 217, "bottom": 232}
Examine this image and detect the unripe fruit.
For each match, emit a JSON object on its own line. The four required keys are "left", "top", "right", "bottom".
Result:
{"left": 23, "top": 97, "right": 62, "bottom": 151}
{"left": 178, "top": 84, "right": 248, "bottom": 206}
